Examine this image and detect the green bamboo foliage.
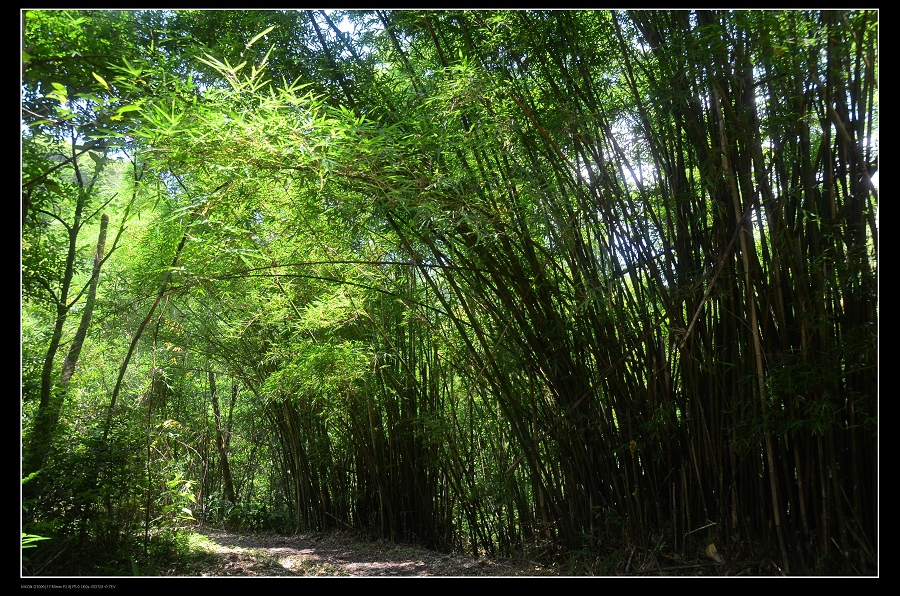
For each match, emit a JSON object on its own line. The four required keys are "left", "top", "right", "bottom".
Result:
{"left": 23, "top": 9, "right": 875, "bottom": 575}
{"left": 331, "top": 9, "right": 876, "bottom": 570}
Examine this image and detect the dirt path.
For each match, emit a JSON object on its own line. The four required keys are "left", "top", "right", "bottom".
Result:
{"left": 191, "top": 528, "right": 559, "bottom": 577}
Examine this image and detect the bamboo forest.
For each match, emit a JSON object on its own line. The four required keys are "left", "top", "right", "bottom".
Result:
{"left": 21, "top": 9, "right": 878, "bottom": 577}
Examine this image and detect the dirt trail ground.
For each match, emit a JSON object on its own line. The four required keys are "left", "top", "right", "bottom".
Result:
{"left": 191, "top": 528, "right": 560, "bottom": 577}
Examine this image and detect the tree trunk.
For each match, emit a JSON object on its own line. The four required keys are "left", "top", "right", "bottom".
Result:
{"left": 210, "top": 370, "right": 237, "bottom": 504}
{"left": 23, "top": 212, "right": 108, "bottom": 496}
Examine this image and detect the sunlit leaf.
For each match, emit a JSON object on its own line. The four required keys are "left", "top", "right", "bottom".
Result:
{"left": 91, "top": 71, "right": 110, "bottom": 91}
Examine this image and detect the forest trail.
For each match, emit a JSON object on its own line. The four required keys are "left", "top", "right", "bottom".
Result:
{"left": 189, "top": 528, "right": 559, "bottom": 577}
{"left": 22, "top": 10, "right": 877, "bottom": 577}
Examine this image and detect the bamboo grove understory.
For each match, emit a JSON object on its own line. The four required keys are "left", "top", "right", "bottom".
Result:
{"left": 22, "top": 10, "right": 877, "bottom": 575}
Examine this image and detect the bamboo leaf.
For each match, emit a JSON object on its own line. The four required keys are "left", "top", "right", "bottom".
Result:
{"left": 92, "top": 71, "right": 110, "bottom": 91}
{"left": 43, "top": 179, "right": 62, "bottom": 194}
{"left": 88, "top": 151, "right": 106, "bottom": 167}
{"left": 246, "top": 25, "right": 276, "bottom": 49}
